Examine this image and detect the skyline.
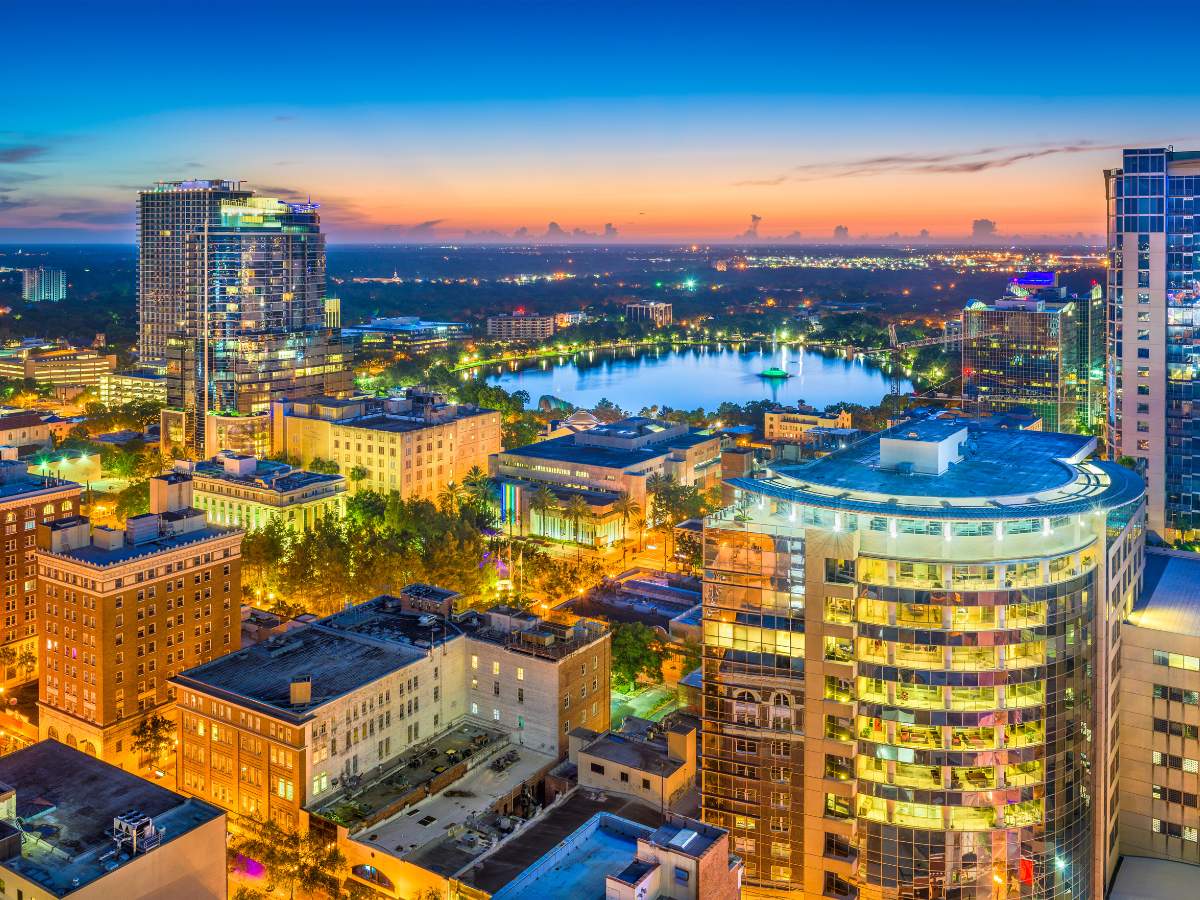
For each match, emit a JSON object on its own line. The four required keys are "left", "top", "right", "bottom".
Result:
{"left": 3, "top": 0, "right": 1198, "bottom": 243}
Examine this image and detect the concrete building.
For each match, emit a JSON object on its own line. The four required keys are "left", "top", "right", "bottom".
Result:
{"left": 98, "top": 371, "right": 168, "bottom": 407}
{"left": 20, "top": 267, "right": 66, "bottom": 303}
{"left": 138, "top": 180, "right": 351, "bottom": 454}
{"left": 0, "top": 411, "right": 51, "bottom": 452}
{"left": 961, "top": 272, "right": 1104, "bottom": 434}
{"left": 35, "top": 473, "right": 242, "bottom": 772}
{"left": 188, "top": 452, "right": 345, "bottom": 532}
{"left": 554, "top": 310, "right": 588, "bottom": 329}
{"left": 272, "top": 388, "right": 501, "bottom": 502}
{"left": 343, "top": 316, "right": 468, "bottom": 353}
{"left": 171, "top": 589, "right": 609, "bottom": 830}
{"left": 0, "top": 741, "right": 226, "bottom": 899}
{"left": 625, "top": 301, "right": 673, "bottom": 327}
{"left": 0, "top": 462, "right": 79, "bottom": 693}
{"left": 566, "top": 716, "right": 697, "bottom": 810}
{"left": 486, "top": 313, "right": 555, "bottom": 341}
{"left": 1120, "top": 548, "right": 1200, "bottom": 868}
{"left": 0, "top": 346, "right": 115, "bottom": 389}
{"left": 763, "top": 405, "right": 852, "bottom": 443}
{"left": 1105, "top": 148, "right": 1200, "bottom": 540}
{"left": 491, "top": 417, "right": 722, "bottom": 548}
{"left": 703, "top": 420, "right": 1146, "bottom": 897}
{"left": 488, "top": 811, "right": 740, "bottom": 900}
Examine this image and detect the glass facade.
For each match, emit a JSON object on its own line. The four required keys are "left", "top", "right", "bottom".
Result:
{"left": 701, "top": 425, "right": 1145, "bottom": 898}
{"left": 1106, "top": 148, "right": 1200, "bottom": 538}
{"left": 140, "top": 182, "right": 351, "bottom": 454}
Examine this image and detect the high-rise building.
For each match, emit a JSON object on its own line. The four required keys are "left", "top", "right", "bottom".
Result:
{"left": 35, "top": 473, "right": 242, "bottom": 773}
{"left": 702, "top": 421, "right": 1146, "bottom": 897}
{"left": 20, "top": 266, "right": 66, "bottom": 302}
{"left": 962, "top": 273, "right": 1105, "bottom": 434}
{"left": 1106, "top": 148, "right": 1200, "bottom": 540}
{"left": 137, "top": 180, "right": 351, "bottom": 455}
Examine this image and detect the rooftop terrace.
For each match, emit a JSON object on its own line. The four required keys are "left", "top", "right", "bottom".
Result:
{"left": 729, "top": 422, "right": 1144, "bottom": 519}
{"left": 0, "top": 741, "right": 222, "bottom": 897}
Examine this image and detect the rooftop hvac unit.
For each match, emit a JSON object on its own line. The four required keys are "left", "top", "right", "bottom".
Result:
{"left": 112, "top": 810, "right": 161, "bottom": 855}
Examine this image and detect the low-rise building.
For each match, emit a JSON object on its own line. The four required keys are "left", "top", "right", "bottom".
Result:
{"left": 624, "top": 301, "right": 673, "bottom": 327}
{"left": 188, "top": 452, "right": 345, "bottom": 532}
{"left": 98, "top": 371, "right": 168, "bottom": 407}
{"left": 0, "top": 345, "right": 115, "bottom": 388}
{"left": 554, "top": 310, "right": 588, "bottom": 329}
{"left": 171, "top": 591, "right": 609, "bottom": 830}
{"left": 0, "top": 740, "right": 226, "bottom": 899}
{"left": 0, "top": 411, "right": 51, "bottom": 452}
{"left": 35, "top": 473, "right": 242, "bottom": 772}
{"left": 762, "top": 404, "right": 852, "bottom": 442}
{"left": 343, "top": 317, "right": 469, "bottom": 353}
{"left": 567, "top": 716, "right": 697, "bottom": 809}
{"left": 272, "top": 388, "right": 501, "bottom": 501}
{"left": 491, "top": 417, "right": 721, "bottom": 547}
{"left": 487, "top": 811, "right": 740, "bottom": 900}
{"left": 486, "top": 313, "right": 555, "bottom": 341}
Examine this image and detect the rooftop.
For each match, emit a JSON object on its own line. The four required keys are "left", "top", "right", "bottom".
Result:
{"left": 40, "top": 520, "right": 239, "bottom": 568}
{"left": 1129, "top": 549, "right": 1200, "bottom": 638}
{"left": 462, "top": 797, "right": 663, "bottom": 896}
{"left": 729, "top": 422, "right": 1144, "bottom": 519}
{"left": 575, "top": 730, "right": 685, "bottom": 779}
{"left": 172, "top": 622, "right": 437, "bottom": 723}
{"left": 502, "top": 428, "right": 714, "bottom": 471}
{"left": 192, "top": 457, "right": 344, "bottom": 494}
{"left": 0, "top": 741, "right": 222, "bottom": 897}
{"left": 1110, "top": 855, "right": 1200, "bottom": 900}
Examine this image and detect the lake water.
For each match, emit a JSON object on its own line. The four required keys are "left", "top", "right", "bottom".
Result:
{"left": 483, "top": 343, "right": 909, "bottom": 413}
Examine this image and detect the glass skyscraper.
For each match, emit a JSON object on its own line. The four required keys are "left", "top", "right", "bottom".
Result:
{"left": 138, "top": 181, "right": 351, "bottom": 455}
{"left": 1106, "top": 148, "right": 1200, "bottom": 539}
{"left": 701, "top": 421, "right": 1145, "bottom": 898}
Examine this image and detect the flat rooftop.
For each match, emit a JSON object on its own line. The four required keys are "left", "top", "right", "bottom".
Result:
{"left": 460, "top": 795, "right": 663, "bottom": 896}
{"left": 576, "top": 731, "right": 685, "bottom": 778}
{"left": 0, "top": 741, "right": 222, "bottom": 897}
{"left": 730, "top": 423, "right": 1144, "bottom": 519}
{"left": 502, "top": 429, "right": 714, "bottom": 471}
{"left": 358, "top": 742, "right": 557, "bottom": 873}
{"left": 172, "top": 622, "right": 434, "bottom": 723}
{"left": 40, "top": 521, "right": 239, "bottom": 568}
{"left": 1110, "top": 855, "right": 1200, "bottom": 900}
{"left": 192, "top": 459, "right": 344, "bottom": 494}
{"left": 1129, "top": 549, "right": 1200, "bottom": 638}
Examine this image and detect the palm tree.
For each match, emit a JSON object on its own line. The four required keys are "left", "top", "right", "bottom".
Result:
{"left": 348, "top": 465, "right": 369, "bottom": 494}
{"left": 645, "top": 472, "right": 674, "bottom": 528}
{"left": 528, "top": 486, "right": 560, "bottom": 539}
{"left": 437, "top": 480, "right": 467, "bottom": 515}
{"left": 462, "top": 466, "right": 493, "bottom": 511}
{"left": 562, "top": 494, "right": 592, "bottom": 549}
{"left": 612, "top": 493, "right": 642, "bottom": 564}
{"left": 632, "top": 516, "right": 648, "bottom": 552}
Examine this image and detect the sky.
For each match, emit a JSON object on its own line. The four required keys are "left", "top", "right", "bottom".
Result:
{"left": 2, "top": 0, "right": 1198, "bottom": 244}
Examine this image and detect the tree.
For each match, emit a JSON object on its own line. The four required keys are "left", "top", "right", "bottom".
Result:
{"left": 561, "top": 494, "right": 592, "bottom": 547}
{"left": 131, "top": 713, "right": 174, "bottom": 767}
{"left": 632, "top": 516, "right": 647, "bottom": 552}
{"left": 437, "top": 481, "right": 467, "bottom": 515}
{"left": 308, "top": 457, "right": 340, "bottom": 475}
{"left": 528, "top": 486, "right": 559, "bottom": 538}
{"left": 228, "top": 815, "right": 347, "bottom": 900}
{"left": 241, "top": 517, "right": 290, "bottom": 603}
{"left": 462, "top": 466, "right": 493, "bottom": 512}
{"left": 611, "top": 622, "right": 666, "bottom": 691}
{"left": 0, "top": 645, "right": 15, "bottom": 680}
{"left": 16, "top": 647, "right": 35, "bottom": 681}
{"left": 114, "top": 479, "right": 150, "bottom": 521}
{"left": 348, "top": 465, "right": 369, "bottom": 493}
{"left": 611, "top": 493, "right": 641, "bottom": 564}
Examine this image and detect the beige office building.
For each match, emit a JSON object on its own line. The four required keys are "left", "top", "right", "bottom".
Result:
{"left": 273, "top": 388, "right": 501, "bottom": 501}
{"left": 763, "top": 405, "right": 852, "bottom": 443}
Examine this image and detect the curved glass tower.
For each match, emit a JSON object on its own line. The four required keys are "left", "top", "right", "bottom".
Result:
{"left": 701, "top": 421, "right": 1145, "bottom": 898}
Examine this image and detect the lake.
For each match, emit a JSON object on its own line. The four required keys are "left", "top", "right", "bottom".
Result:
{"left": 482, "top": 343, "right": 909, "bottom": 413}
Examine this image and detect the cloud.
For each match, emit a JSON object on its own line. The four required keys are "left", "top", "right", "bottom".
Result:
{"left": 971, "top": 218, "right": 998, "bottom": 239}
{"left": 0, "top": 197, "right": 32, "bottom": 212}
{"left": 0, "top": 144, "right": 48, "bottom": 164}
{"left": 738, "top": 141, "right": 1121, "bottom": 186}
{"left": 400, "top": 218, "right": 446, "bottom": 238}
{"left": 736, "top": 214, "right": 762, "bottom": 240}
{"left": 513, "top": 226, "right": 529, "bottom": 238}
{"left": 54, "top": 210, "right": 133, "bottom": 226}
{"left": 545, "top": 221, "right": 567, "bottom": 238}
{"left": 833, "top": 224, "right": 850, "bottom": 240}
{"left": 604, "top": 222, "right": 618, "bottom": 238}
{"left": 255, "top": 184, "right": 310, "bottom": 202}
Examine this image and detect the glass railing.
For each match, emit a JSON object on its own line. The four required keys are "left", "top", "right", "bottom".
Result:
{"left": 949, "top": 727, "right": 997, "bottom": 751}
{"left": 895, "top": 684, "right": 943, "bottom": 710}
{"left": 857, "top": 678, "right": 888, "bottom": 705}
{"left": 950, "top": 766, "right": 996, "bottom": 790}
{"left": 1005, "top": 683, "right": 1045, "bottom": 709}
{"left": 950, "top": 647, "right": 997, "bottom": 671}
{"left": 895, "top": 644, "right": 944, "bottom": 669}
{"left": 1005, "top": 760, "right": 1043, "bottom": 787}
{"left": 895, "top": 723, "right": 942, "bottom": 750}
{"left": 894, "top": 764, "right": 941, "bottom": 790}
{"left": 949, "top": 806, "right": 997, "bottom": 831}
